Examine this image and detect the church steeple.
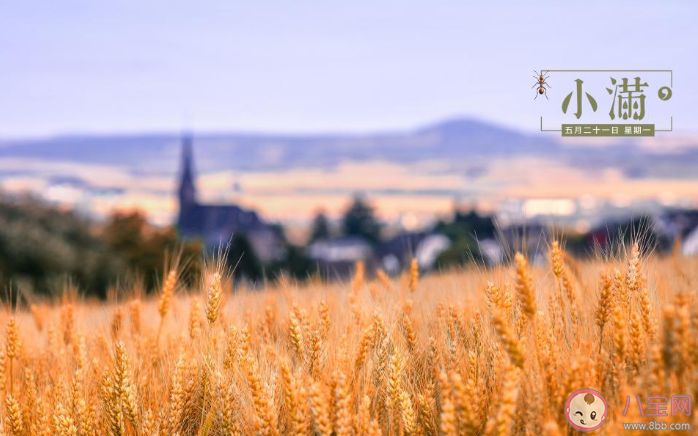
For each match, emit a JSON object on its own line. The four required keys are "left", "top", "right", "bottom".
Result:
{"left": 178, "top": 133, "right": 197, "bottom": 213}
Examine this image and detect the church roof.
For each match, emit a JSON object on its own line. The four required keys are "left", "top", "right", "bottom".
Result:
{"left": 175, "top": 135, "right": 282, "bottom": 260}
{"left": 179, "top": 203, "right": 267, "bottom": 238}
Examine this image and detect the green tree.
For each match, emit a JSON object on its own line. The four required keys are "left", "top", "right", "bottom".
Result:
{"left": 341, "top": 196, "right": 381, "bottom": 243}
{"left": 228, "top": 233, "right": 263, "bottom": 282}
{"left": 433, "top": 210, "right": 496, "bottom": 269}
{"left": 282, "top": 245, "right": 315, "bottom": 279}
{"left": 103, "top": 211, "right": 202, "bottom": 291}
{"left": 309, "top": 211, "right": 331, "bottom": 242}
{"left": 0, "top": 196, "right": 122, "bottom": 298}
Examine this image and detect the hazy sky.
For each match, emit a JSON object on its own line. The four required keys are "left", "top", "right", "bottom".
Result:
{"left": 1, "top": 0, "right": 696, "bottom": 137}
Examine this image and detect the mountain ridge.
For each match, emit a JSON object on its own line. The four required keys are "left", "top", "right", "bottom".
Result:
{"left": 0, "top": 118, "right": 695, "bottom": 179}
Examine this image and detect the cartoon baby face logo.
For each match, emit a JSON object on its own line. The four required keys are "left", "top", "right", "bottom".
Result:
{"left": 564, "top": 388, "right": 607, "bottom": 432}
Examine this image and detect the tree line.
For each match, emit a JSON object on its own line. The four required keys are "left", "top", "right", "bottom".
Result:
{"left": 0, "top": 194, "right": 519, "bottom": 299}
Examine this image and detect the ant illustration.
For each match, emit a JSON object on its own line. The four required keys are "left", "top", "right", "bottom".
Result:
{"left": 532, "top": 70, "right": 551, "bottom": 99}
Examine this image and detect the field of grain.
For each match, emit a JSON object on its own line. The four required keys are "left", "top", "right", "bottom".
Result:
{"left": 2, "top": 241, "right": 697, "bottom": 435}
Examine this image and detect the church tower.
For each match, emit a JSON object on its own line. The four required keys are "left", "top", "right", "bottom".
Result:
{"left": 177, "top": 133, "right": 197, "bottom": 227}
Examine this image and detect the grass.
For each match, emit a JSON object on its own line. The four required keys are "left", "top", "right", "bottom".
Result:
{"left": 2, "top": 241, "right": 697, "bottom": 435}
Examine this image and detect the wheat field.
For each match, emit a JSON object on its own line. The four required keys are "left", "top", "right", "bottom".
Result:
{"left": 1, "top": 241, "right": 697, "bottom": 435}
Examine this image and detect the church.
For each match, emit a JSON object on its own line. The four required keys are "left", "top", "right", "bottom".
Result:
{"left": 176, "top": 135, "right": 284, "bottom": 261}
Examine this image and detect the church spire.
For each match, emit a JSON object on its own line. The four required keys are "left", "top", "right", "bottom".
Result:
{"left": 178, "top": 133, "right": 197, "bottom": 211}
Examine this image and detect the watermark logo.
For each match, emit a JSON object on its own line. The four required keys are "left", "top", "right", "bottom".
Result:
{"left": 564, "top": 388, "right": 608, "bottom": 432}
{"left": 536, "top": 69, "right": 673, "bottom": 137}
{"left": 623, "top": 394, "right": 692, "bottom": 417}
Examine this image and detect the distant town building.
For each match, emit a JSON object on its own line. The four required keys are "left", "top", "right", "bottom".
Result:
{"left": 307, "top": 236, "right": 373, "bottom": 277}
{"left": 308, "top": 231, "right": 451, "bottom": 277}
{"left": 499, "top": 222, "right": 549, "bottom": 265}
{"left": 176, "top": 135, "right": 283, "bottom": 261}
{"left": 655, "top": 209, "right": 698, "bottom": 256}
{"left": 377, "top": 232, "right": 450, "bottom": 273}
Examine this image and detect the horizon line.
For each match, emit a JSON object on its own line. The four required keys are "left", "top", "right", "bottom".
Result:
{"left": 0, "top": 115, "right": 534, "bottom": 142}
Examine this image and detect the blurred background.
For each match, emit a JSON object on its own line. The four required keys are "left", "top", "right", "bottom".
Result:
{"left": 1, "top": 0, "right": 697, "bottom": 298}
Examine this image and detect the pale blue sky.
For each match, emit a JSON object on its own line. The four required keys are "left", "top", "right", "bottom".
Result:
{"left": 0, "top": 0, "right": 696, "bottom": 137}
